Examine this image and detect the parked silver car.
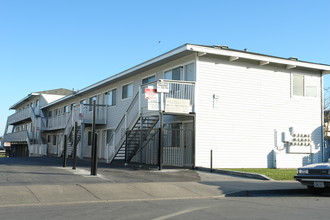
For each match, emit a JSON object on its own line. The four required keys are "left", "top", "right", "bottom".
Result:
{"left": 294, "top": 163, "right": 330, "bottom": 190}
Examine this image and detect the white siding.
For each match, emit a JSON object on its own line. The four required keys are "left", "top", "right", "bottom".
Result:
{"left": 195, "top": 56, "right": 322, "bottom": 168}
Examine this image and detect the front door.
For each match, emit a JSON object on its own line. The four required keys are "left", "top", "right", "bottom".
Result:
{"left": 183, "top": 122, "right": 193, "bottom": 166}
{"left": 162, "top": 121, "right": 193, "bottom": 167}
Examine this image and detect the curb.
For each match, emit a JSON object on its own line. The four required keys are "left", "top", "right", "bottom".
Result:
{"left": 225, "top": 189, "right": 309, "bottom": 197}
{"left": 195, "top": 167, "right": 273, "bottom": 180}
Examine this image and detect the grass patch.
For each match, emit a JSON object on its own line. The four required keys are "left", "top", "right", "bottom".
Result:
{"left": 221, "top": 168, "right": 297, "bottom": 180}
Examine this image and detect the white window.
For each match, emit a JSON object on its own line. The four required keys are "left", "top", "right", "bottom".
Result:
{"left": 293, "top": 75, "right": 304, "bottom": 96}
{"left": 70, "top": 103, "right": 76, "bottom": 111}
{"left": 184, "top": 63, "right": 195, "bottom": 81}
{"left": 122, "top": 83, "right": 133, "bottom": 99}
{"left": 164, "top": 67, "right": 182, "bottom": 80}
{"left": 292, "top": 74, "right": 318, "bottom": 97}
{"left": 164, "top": 63, "right": 195, "bottom": 81}
{"left": 64, "top": 105, "right": 69, "bottom": 113}
{"left": 306, "top": 76, "right": 318, "bottom": 97}
{"left": 142, "top": 75, "right": 156, "bottom": 85}
{"left": 107, "top": 89, "right": 117, "bottom": 106}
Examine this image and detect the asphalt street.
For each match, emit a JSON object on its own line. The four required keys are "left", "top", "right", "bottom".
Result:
{"left": 0, "top": 156, "right": 329, "bottom": 220}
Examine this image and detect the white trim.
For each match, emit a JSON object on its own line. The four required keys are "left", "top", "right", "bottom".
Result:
{"left": 286, "top": 65, "right": 296, "bottom": 70}
{"left": 187, "top": 44, "right": 330, "bottom": 71}
{"left": 259, "top": 61, "right": 270, "bottom": 66}
{"left": 229, "top": 56, "right": 239, "bottom": 62}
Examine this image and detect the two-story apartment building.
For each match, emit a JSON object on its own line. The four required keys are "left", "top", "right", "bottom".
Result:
{"left": 2, "top": 89, "right": 73, "bottom": 157}
{"left": 3, "top": 44, "right": 330, "bottom": 168}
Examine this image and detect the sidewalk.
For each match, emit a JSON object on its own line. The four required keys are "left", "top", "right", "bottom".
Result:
{"left": 0, "top": 157, "right": 308, "bottom": 207}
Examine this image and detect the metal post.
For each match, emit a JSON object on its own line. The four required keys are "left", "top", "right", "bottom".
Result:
{"left": 72, "top": 122, "right": 78, "bottom": 170}
{"left": 93, "top": 133, "right": 98, "bottom": 174}
{"left": 158, "top": 112, "right": 163, "bottom": 170}
{"left": 91, "top": 100, "right": 97, "bottom": 175}
{"left": 210, "top": 149, "right": 213, "bottom": 172}
{"left": 62, "top": 135, "right": 67, "bottom": 167}
{"left": 125, "top": 130, "right": 128, "bottom": 166}
{"left": 158, "top": 128, "right": 162, "bottom": 170}
{"left": 192, "top": 115, "right": 196, "bottom": 169}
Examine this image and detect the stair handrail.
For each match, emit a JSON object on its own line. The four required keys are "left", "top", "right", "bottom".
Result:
{"left": 128, "top": 128, "right": 160, "bottom": 161}
{"left": 126, "top": 116, "right": 159, "bottom": 150}
{"left": 56, "top": 111, "right": 74, "bottom": 156}
{"left": 106, "top": 91, "right": 140, "bottom": 163}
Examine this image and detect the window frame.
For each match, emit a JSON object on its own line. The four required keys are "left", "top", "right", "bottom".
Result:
{"left": 163, "top": 62, "right": 196, "bottom": 81}
{"left": 107, "top": 88, "right": 117, "bottom": 107}
{"left": 142, "top": 75, "right": 156, "bottom": 85}
{"left": 292, "top": 74, "right": 318, "bottom": 98}
{"left": 122, "top": 82, "right": 133, "bottom": 100}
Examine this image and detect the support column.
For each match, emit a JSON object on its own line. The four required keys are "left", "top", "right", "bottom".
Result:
{"left": 72, "top": 122, "right": 78, "bottom": 170}
{"left": 91, "top": 100, "right": 97, "bottom": 175}
{"left": 62, "top": 135, "right": 67, "bottom": 167}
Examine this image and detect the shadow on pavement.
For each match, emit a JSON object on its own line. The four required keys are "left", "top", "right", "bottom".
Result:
{"left": 225, "top": 189, "right": 330, "bottom": 197}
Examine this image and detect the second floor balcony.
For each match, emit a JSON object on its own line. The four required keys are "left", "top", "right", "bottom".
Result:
{"left": 44, "top": 80, "right": 195, "bottom": 131}
{"left": 3, "top": 131, "right": 28, "bottom": 143}
{"left": 140, "top": 80, "right": 195, "bottom": 116}
{"left": 7, "top": 106, "right": 41, "bottom": 125}
{"left": 46, "top": 104, "right": 107, "bottom": 130}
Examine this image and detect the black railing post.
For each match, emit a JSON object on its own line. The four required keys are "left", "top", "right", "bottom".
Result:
{"left": 210, "top": 149, "right": 213, "bottom": 172}
{"left": 62, "top": 135, "right": 67, "bottom": 167}
{"left": 125, "top": 130, "right": 128, "bottom": 165}
{"left": 72, "top": 122, "right": 78, "bottom": 170}
{"left": 158, "top": 128, "right": 163, "bottom": 170}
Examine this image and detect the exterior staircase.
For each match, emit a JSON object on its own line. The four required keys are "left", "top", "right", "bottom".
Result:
{"left": 124, "top": 116, "right": 159, "bottom": 162}
{"left": 111, "top": 115, "right": 159, "bottom": 163}
{"left": 66, "top": 125, "right": 82, "bottom": 158}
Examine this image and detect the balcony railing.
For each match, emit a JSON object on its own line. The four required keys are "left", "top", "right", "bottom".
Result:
{"left": 7, "top": 108, "right": 31, "bottom": 125}
{"left": 3, "top": 131, "right": 28, "bottom": 142}
{"left": 46, "top": 104, "right": 107, "bottom": 130}
{"left": 140, "top": 80, "right": 195, "bottom": 115}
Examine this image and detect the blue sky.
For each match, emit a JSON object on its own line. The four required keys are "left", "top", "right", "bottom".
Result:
{"left": 1, "top": 0, "right": 330, "bottom": 135}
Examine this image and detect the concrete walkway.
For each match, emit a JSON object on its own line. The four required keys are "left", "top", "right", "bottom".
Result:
{"left": 0, "top": 157, "right": 309, "bottom": 207}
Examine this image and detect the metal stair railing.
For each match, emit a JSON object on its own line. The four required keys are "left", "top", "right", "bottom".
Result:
{"left": 106, "top": 92, "right": 140, "bottom": 163}
{"left": 125, "top": 116, "right": 159, "bottom": 161}
{"left": 126, "top": 128, "right": 160, "bottom": 162}
{"left": 56, "top": 111, "right": 74, "bottom": 156}
{"left": 66, "top": 125, "right": 82, "bottom": 157}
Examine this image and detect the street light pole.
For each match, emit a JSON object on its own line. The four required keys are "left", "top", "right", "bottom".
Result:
{"left": 91, "top": 100, "right": 97, "bottom": 175}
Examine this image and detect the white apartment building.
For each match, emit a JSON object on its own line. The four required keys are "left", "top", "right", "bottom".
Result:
{"left": 3, "top": 44, "right": 330, "bottom": 168}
